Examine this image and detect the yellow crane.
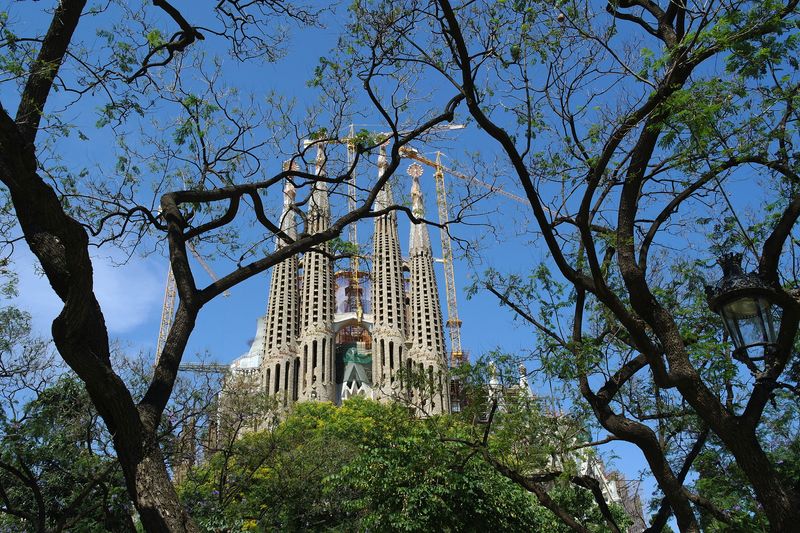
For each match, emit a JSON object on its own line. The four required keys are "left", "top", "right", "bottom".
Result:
{"left": 434, "top": 153, "right": 463, "bottom": 366}
{"left": 398, "top": 146, "right": 528, "bottom": 204}
{"left": 398, "top": 146, "right": 528, "bottom": 368}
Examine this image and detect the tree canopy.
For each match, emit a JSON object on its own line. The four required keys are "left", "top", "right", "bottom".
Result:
{"left": 0, "top": 1, "right": 462, "bottom": 528}
{"left": 179, "top": 396, "right": 629, "bottom": 532}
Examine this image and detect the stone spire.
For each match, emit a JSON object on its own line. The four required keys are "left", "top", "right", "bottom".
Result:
{"left": 375, "top": 144, "right": 393, "bottom": 212}
{"left": 308, "top": 146, "right": 330, "bottom": 233}
{"left": 298, "top": 145, "right": 336, "bottom": 402}
{"left": 371, "top": 144, "right": 407, "bottom": 392}
{"left": 406, "top": 170, "right": 449, "bottom": 413}
{"left": 262, "top": 167, "right": 300, "bottom": 408}
{"left": 278, "top": 161, "right": 298, "bottom": 245}
{"left": 408, "top": 168, "right": 431, "bottom": 251}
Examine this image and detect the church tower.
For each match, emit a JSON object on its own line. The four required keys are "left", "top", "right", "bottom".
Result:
{"left": 371, "top": 145, "right": 407, "bottom": 394}
{"left": 238, "top": 144, "right": 451, "bottom": 414}
{"left": 260, "top": 164, "right": 300, "bottom": 408}
{"left": 298, "top": 147, "right": 336, "bottom": 402}
{"left": 406, "top": 169, "right": 450, "bottom": 413}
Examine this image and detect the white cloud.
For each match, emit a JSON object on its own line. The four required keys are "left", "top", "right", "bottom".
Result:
{"left": 92, "top": 253, "right": 163, "bottom": 334}
{"left": 10, "top": 245, "right": 162, "bottom": 336}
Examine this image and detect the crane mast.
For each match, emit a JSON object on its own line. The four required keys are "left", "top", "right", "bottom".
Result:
{"left": 156, "top": 267, "right": 176, "bottom": 366}
{"left": 432, "top": 153, "right": 463, "bottom": 366}
{"left": 346, "top": 127, "right": 363, "bottom": 321}
{"left": 156, "top": 242, "right": 229, "bottom": 365}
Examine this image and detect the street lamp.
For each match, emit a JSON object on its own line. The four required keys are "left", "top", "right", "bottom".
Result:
{"left": 706, "top": 253, "right": 782, "bottom": 360}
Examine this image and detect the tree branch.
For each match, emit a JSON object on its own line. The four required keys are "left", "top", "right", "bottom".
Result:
{"left": 16, "top": 0, "right": 87, "bottom": 143}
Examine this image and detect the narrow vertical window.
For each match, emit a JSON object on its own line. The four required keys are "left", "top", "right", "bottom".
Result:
{"left": 284, "top": 361, "right": 290, "bottom": 406}
{"left": 312, "top": 340, "right": 318, "bottom": 385}
{"left": 303, "top": 347, "right": 308, "bottom": 389}
{"left": 389, "top": 341, "right": 395, "bottom": 384}
{"left": 322, "top": 338, "right": 327, "bottom": 382}
{"left": 293, "top": 357, "right": 300, "bottom": 402}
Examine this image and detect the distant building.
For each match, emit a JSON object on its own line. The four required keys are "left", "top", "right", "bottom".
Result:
{"left": 485, "top": 363, "right": 645, "bottom": 531}
{"left": 231, "top": 145, "right": 450, "bottom": 414}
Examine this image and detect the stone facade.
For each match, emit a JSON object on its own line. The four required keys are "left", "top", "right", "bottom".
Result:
{"left": 235, "top": 145, "right": 450, "bottom": 414}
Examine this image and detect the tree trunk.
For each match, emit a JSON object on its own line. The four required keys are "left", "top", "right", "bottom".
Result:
{"left": 724, "top": 431, "right": 800, "bottom": 532}
{"left": 0, "top": 109, "right": 198, "bottom": 532}
{"left": 124, "top": 444, "right": 198, "bottom": 532}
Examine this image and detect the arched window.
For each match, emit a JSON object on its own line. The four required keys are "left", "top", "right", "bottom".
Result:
{"left": 312, "top": 340, "right": 318, "bottom": 378}
{"left": 303, "top": 346, "right": 308, "bottom": 390}
{"left": 284, "top": 361, "right": 290, "bottom": 406}
{"left": 322, "top": 338, "right": 326, "bottom": 382}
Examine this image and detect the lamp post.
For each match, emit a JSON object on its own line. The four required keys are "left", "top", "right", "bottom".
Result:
{"left": 706, "top": 253, "right": 782, "bottom": 361}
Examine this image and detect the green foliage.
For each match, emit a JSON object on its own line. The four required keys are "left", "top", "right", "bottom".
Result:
{"left": 548, "top": 483, "right": 632, "bottom": 533}
{"left": 0, "top": 11, "right": 33, "bottom": 79}
{"left": 329, "top": 237, "right": 361, "bottom": 258}
{"left": 179, "top": 398, "right": 621, "bottom": 532}
{"left": 146, "top": 29, "right": 166, "bottom": 48}
{"left": 327, "top": 400, "right": 545, "bottom": 532}
{"left": 0, "top": 376, "right": 132, "bottom": 531}
{"left": 350, "top": 128, "right": 386, "bottom": 149}
{"left": 0, "top": 291, "right": 132, "bottom": 530}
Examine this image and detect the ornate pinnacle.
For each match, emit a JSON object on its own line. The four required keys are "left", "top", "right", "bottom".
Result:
{"left": 407, "top": 163, "right": 425, "bottom": 217}
{"left": 378, "top": 143, "right": 388, "bottom": 171}
{"left": 315, "top": 145, "right": 327, "bottom": 176}
{"left": 281, "top": 160, "right": 297, "bottom": 208}
{"left": 376, "top": 144, "right": 394, "bottom": 212}
{"left": 277, "top": 162, "right": 298, "bottom": 242}
{"left": 309, "top": 146, "right": 330, "bottom": 229}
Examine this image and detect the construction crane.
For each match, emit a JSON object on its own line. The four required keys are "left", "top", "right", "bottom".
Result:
{"left": 156, "top": 267, "right": 177, "bottom": 367}
{"left": 155, "top": 242, "right": 230, "bottom": 366}
{"left": 399, "top": 147, "right": 529, "bottom": 368}
{"left": 398, "top": 146, "right": 528, "bottom": 205}
{"left": 433, "top": 154, "right": 463, "bottom": 366}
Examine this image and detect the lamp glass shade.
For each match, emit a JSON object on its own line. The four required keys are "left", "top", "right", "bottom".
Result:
{"left": 719, "top": 295, "right": 781, "bottom": 358}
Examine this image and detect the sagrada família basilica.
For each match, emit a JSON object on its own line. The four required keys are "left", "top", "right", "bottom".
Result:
{"left": 231, "top": 146, "right": 451, "bottom": 414}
